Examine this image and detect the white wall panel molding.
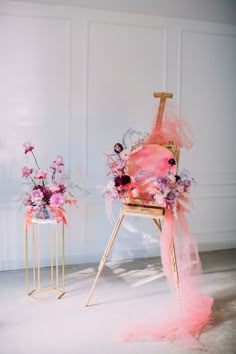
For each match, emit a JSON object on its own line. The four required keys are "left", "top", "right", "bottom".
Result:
{"left": 177, "top": 27, "right": 236, "bottom": 108}
{"left": 197, "top": 227, "right": 236, "bottom": 252}
{"left": 194, "top": 194, "right": 236, "bottom": 201}
{"left": 86, "top": 19, "right": 168, "bottom": 93}
{"left": 196, "top": 227, "right": 236, "bottom": 236}
{"left": 193, "top": 176, "right": 236, "bottom": 200}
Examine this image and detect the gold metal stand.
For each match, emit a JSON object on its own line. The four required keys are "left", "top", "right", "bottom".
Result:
{"left": 25, "top": 218, "right": 65, "bottom": 301}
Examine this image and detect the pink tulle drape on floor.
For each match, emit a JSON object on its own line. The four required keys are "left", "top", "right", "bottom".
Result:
{"left": 120, "top": 206, "right": 213, "bottom": 349}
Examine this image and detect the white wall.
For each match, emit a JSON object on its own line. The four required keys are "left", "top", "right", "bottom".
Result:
{"left": 0, "top": 1, "right": 236, "bottom": 270}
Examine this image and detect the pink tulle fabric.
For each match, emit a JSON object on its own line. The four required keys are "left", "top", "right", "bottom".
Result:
{"left": 144, "top": 102, "right": 194, "bottom": 149}
{"left": 120, "top": 102, "right": 213, "bottom": 349}
{"left": 120, "top": 207, "right": 213, "bottom": 349}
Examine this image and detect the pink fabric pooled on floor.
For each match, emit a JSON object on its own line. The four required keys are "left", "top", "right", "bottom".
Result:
{"left": 120, "top": 207, "right": 213, "bottom": 349}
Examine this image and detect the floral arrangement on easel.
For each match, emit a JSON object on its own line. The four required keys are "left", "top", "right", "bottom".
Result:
{"left": 21, "top": 141, "right": 78, "bottom": 224}
{"left": 102, "top": 129, "right": 196, "bottom": 219}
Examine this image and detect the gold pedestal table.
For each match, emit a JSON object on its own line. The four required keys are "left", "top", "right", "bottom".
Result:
{"left": 25, "top": 218, "right": 65, "bottom": 300}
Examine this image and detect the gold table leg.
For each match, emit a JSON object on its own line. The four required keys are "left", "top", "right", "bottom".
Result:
{"left": 25, "top": 221, "right": 65, "bottom": 301}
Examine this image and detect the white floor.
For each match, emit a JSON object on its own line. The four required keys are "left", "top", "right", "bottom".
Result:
{"left": 1, "top": 249, "right": 236, "bottom": 354}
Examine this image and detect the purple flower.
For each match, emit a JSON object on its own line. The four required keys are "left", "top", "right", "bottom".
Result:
{"left": 155, "top": 176, "right": 168, "bottom": 189}
{"left": 50, "top": 193, "right": 64, "bottom": 207}
{"left": 114, "top": 143, "right": 123, "bottom": 154}
{"left": 166, "top": 191, "right": 176, "bottom": 206}
{"left": 184, "top": 180, "right": 191, "bottom": 188}
{"left": 114, "top": 176, "right": 121, "bottom": 187}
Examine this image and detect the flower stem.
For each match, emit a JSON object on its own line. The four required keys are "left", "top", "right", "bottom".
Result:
{"left": 30, "top": 175, "right": 36, "bottom": 186}
{"left": 31, "top": 151, "right": 40, "bottom": 170}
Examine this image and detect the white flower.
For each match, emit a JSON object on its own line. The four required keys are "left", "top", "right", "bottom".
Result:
{"left": 131, "top": 188, "right": 138, "bottom": 198}
{"left": 107, "top": 180, "right": 115, "bottom": 189}
{"left": 120, "top": 149, "right": 130, "bottom": 160}
{"left": 154, "top": 193, "right": 164, "bottom": 205}
{"left": 168, "top": 174, "right": 176, "bottom": 184}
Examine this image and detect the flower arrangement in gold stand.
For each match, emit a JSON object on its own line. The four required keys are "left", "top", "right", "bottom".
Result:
{"left": 21, "top": 141, "right": 78, "bottom": 224}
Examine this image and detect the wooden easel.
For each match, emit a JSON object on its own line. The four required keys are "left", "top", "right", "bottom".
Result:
{"left": 86, "top": 92, "right": 180, "bottom": 307}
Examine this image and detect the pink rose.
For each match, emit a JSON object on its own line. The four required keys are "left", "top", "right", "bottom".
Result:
{"left": 30, "top": 189, "right": 43, "bottom": 204}
{"left": 22, "top": 166, "right": 33, "bottom": 178}
{"left": 23, "top": 141, "right": 34, "bottom": 154}
{"left": 35, "top": 169, "right": 47, "bottom": 179}
{"left": 50, "top": 193, "right": 64, "bottom": 208}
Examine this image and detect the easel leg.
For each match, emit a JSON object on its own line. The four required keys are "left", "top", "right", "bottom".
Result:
{"left": 86, "top": 211, "right": 124, "bottom": 307}
{"left": 153, "top": 218, "right": 162, "bottom": 232}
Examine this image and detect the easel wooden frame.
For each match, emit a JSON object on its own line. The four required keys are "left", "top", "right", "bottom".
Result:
{"left": 86, "top": 92, "right": 180, "bottom": 307}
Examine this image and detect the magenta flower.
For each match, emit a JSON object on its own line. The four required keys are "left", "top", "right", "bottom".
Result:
{"left": 42, "top": 188, "right": 52, "bottom": 203}
{"left": 50, "top": 161, "right": 62, "bottom": 173}
{"left": 30, "top": 189, "right": 43, "bottom": 204}
{"left": 50, "top": 193, "right": 64, "bottom": 208}
{"left": 50, "top": 156, "right": 64, "bottom": 173}
{"left": 35, "top": 169, "right": 47, "bottom": 179}
{"left": 22, "top": 166, "right": 33, "bottom": 178}
{"left": 59, "top": 184, "right": 66, "bottom": 193}
{"left": 23, "top": 141, "right": 34, "bottom": 154}
{"left": 21, "top": 141, "right": 78, "bottom": 216}
{"left": 55, "top": 156, "right": 64, "bottom": 166}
